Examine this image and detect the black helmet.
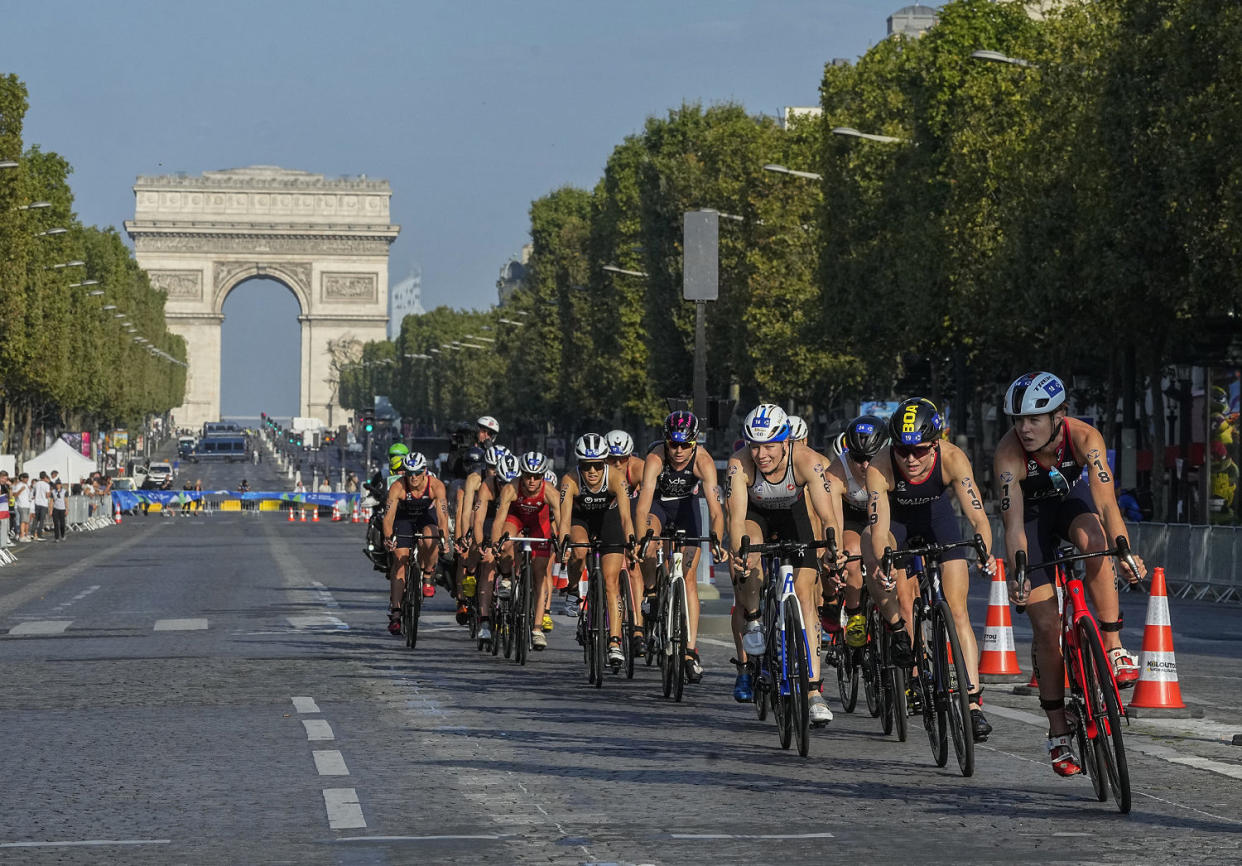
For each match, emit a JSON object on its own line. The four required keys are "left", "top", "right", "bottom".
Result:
{"left": 845, "top": 415, "right": 888, "bottom": 460}
{"left": 888, "top": 398, "right": 942, "bottom": 446}
{"left": 663, "top": 411, "right": 699, "bottom": 444}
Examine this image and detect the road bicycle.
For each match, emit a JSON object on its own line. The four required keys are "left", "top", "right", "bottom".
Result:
{"left": 494, "top": 533, "right": 552, "bottom": 666}
{"left": 565, "top": 536, "right": 628, "bottom": 688}
{"left": 640, "top": 529, "right": 717, "bottom": 701}
{"left": 821, "top": 554, "right": 865, "bottom": 714}
{"left": 884, "top": 534, "right": 988, "bottom": 777}
{"left": 1014, "top": 537, "right": 1141, "bottom": 813}
{"left": 393, "top": 532, "right": 444, "bottom": 649}
{"left": 740, "top": 534, "right": 832, "bottom": 757}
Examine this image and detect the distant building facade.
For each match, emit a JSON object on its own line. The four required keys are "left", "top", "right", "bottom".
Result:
{"left": 779, "top": 106, "right": 822, "bottom": 130}
{"left": 388, "top": 268, "right": 425, "bottom": 339}
{"left": 887, "top": 4, "right": 939, "bottom": 37}
{"left": 497, "top": 244, "right": 532, "bottom": 306}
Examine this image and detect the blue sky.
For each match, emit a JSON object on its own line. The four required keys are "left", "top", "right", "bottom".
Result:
{"left": 2, "top": 0, "right": 889, "bottom": 415}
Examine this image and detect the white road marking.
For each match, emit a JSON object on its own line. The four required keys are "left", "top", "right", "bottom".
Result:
{"left": 291, "top": 696, "right": 320, "bottom": 714}
{"left": 153, "top": 618, "right": 208, "bottom": 631}
{"left": 9, "top": 620, "right": 71, "bottom": 635}
{"left": 337, "top": 835, "right": 508, "bottom": 842}
{"left": 309, "top": 581, "right": 340, "bottom": 609}
{"left": 312, "top": 750, "right": 349, "bottom": 776}
{"left": 986, "top": 704, "right": 1242, "bottom": 782}
{"left": 670, "top": 833, "right": 835, "bottom": 840}
{"left": 52, "top": 585, "right": 101, "bottom": 612}
{"left": 696, "top": 637, "right": 735, "bottom": 649}
{"left": 322, "top": 788, "right": 366, "bottom": 829}
{"left": 302, "top": 719, "right": 334, "bottom": 741}
{"left": 286, "top": 615, "right": 348, "bottom": 630}
{"left": 0, "top": 840, "right": 171, "bottom": 848}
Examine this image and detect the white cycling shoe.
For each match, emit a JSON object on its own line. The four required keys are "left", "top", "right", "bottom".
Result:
{"left": 478, "top": 624, "right": 492, "bottom": 641}
{"left": 742, "top": 620, "right": 766, "bottom": 656}
{"left": 809, "top": 693, "right": 833, "bottom": 726}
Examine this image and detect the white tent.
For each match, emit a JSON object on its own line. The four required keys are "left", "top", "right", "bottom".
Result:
{"left": 21, "top": 439, "right": 97, "bottom": 484}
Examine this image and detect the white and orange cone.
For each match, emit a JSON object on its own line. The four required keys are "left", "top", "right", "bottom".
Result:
{"left": 331, "top": 502, "right": 341, "bottom": 522}
{"left": 114, "top": 504, "right": 122, "bottom": 525}
{"left": 351, "top": 502, "right": 361, "bottom": 524}
{"left": 1129, "top": 567, "right": 1190, "bottom": 714}
{"left": 979, "top": 560, "right": 1023, "bottom": 680}
{"left": 288, "top": 506, "right": 295, "bottom": 522}
{"left": 300, "top": 507, "right": 307, "bottom": 523}
{"left": 312, "top": 506, "right": 320, "bottom": 523}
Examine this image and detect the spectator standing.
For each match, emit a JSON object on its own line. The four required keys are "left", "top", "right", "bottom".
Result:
{"left": 345, "top": 472, "right": 358, "bottom": 494}
{"left": 13, "top": 473, "right": 32, "bottom": 542}
{"left": 50, "top": 480, "right": 68, "bottom": 541}
{"left": 0, "top": 470, "right": 12, "bottom": 550}
{"left": 32, "top": 472, "right": 51, "bottom": 541}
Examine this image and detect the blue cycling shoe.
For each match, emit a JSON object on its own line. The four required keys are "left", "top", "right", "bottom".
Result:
{"left": 733, "top": 672, "right": 754, "bottom": 702}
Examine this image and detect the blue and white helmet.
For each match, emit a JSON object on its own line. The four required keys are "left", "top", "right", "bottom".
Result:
{"left": 544, "top": 468, "right": 559, "bottom": 485}
{"left": 743, "top": 404, "right": 790, "bottom": 444}
{"left": 604, "top": 429, "right": 634, "bottom": 457}
{"left": 786, "top": 415, "right": 808, "bottom": 441}
{"left": 520, "top": 451, "right": 551, "bottom": 476}
{"left": 401, "top": 452, "right": 428, "bottom": 474}
{"left": 574, "top": 433, "right": 609, "bottom": 461}
{"left": 483, "top": 444, "right": 510, "bottom": 467}
{"left": 1004, "top": 372, "right": 1067, "bottom": 416}
{"left": 495, "top": 453, "right": 521, "bottom": 482}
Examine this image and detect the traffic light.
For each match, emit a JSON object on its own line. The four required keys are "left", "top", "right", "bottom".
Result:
{"left": 363, "top": 413, "right": 375, "bottom": 433}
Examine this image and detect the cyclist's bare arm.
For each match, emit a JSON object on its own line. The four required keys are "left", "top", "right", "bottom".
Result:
{"left": 725, "top": 452, "right": 751, "bottom": 555}
{"left": 865, "top": 459, "right": 894, "bottom": 564}
{"left": 457, "top": 473, "right": 480, "bottom": 536}
{"left": 489, "top": 482, "right": 517, "bottom": 542}
{"left": 942, "top": 442, "right": 994, "bottom": 569}
{"left": 610, "top": 469, "right": 635, "bottom": 542}
{"left": 558, "top": 475, "right": 577, "bottom": 540}
{"left": 634, "top": 451, "right": 662, "bottom": 534}
{"left": 431, "top": 478, "right": 450, "bottom": 535}
{"left": 696, "top": 447, "right": 726, "bottom": 544}
{"left": 381, "top": 481, "right": 402, "bottom": 539}
{"left": 545, "top": 480, "right": 561, "bottom": 540}
{"left": 1074, "top": 421, "right": 1145, "bottom": 581}
{"left": 795, "top": 447, "right": 843, "bottom": 553}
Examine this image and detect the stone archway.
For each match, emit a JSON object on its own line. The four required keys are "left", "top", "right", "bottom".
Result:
{"left": 124, "top": 166, "right": 400, "bottom": 430}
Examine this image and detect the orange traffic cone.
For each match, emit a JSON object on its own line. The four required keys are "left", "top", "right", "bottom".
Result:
{"left": 979, "top": 560, "right": 1023, "bottom": 680}
{"left": 312, "top": 506, "right": 320, "bottom": 523}
{"left": 114, "top": 504, "right": 122, "bottom": 525}
{"left": 351, "top": 502, "right": 360, "bottom": 524}
{"left": 300, "top": 507, "right": 307, "bottom": 522}
{"left": 331, "top": 502, "right": 341, "bottom": 522}
{"left": 1129, "top": 567, "right": 1194, "bottom": 716}
{"left": 288, "top": 506, "right": 295, "bottom": 522}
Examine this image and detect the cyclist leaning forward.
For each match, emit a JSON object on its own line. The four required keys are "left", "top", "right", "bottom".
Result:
{"left": 605, "top": 429, "right": 646, "bottom": 629}
{"left": 486, "top": 452, "right": 560, "bottom": 650}
{"left": 865, "top": 397, "right": 996, "bottom": 742}
{"left": 727, "top": 404, "right": 843, "bottom": 726}
{"left": 824, "top": 416, "right": 889, "bottom": 648}
{"left": 633, "top": 411, "right": 726, "bottom": 683}
{"left": 559, "top": 433, "right": 636, "bottom": 668}
{"left": 469, "top": 452, "right": 518, "bottom": 643}
{"left": 382, "top": 453, "right": 450, "bottom": 635}
{"left": 994, "top": 371, "right": 1145, "bottom": 776}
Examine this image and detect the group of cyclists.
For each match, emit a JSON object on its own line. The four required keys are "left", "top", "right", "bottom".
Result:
{"left": 364, "top": 371, "right": 1147, "bottom": 779}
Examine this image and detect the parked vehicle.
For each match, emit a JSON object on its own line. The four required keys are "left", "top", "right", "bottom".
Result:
{"left": 189, "top": 436, "right": 247, "bottom": 463}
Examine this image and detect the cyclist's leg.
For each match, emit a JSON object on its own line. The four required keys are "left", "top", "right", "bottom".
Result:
{"left": 940, "top": 557, "right": 981, "bottom": 700}
{"left": 731, "top": 516, "right": 767, "bottom": 659}
{"left": 1067, "top": 510, "right": 1119, "bottom": 649}
{"left": 842, "top": 527, "right": 865, "bottom": 610}
{"left": 602, "top": 550, "right": 625, "bottom": 642}
{"left": 860, "top": 525, "right": 906, "bottom": 629}
{"left": 683, "top": 544, "right": 702, "bottom": 650}
{"left": 639, "top": 507, "right": 664, "bottom": 597}
{"left": 390, "top": 547, "right": 410, "bottom": 610}
{"left": 532, "top": 551, "right": 552, "bottom": 631}
{"left": 794, "top": 565, "right": 823, "bottom": 682}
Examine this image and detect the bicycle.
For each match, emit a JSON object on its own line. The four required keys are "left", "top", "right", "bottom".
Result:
{"left": 1014, "top": 537, "right": 1141, "bottom": 814}
{"left": 640, "top": 529, "right": 718, "bottom": 701}
{"left": 821, "top": 554, "right": 865, "bottom": 714}
{"left": 496, "top": 533, "right": 552, "bottom": 666}
{"left": 565, "top": 536, "right": 628, "bottom": 688}
{"left": 739, "top": 534, "right": 833, "bottom": 757}
{"left": 883, "top": 534, "right": 989, "bottom": 777}
{"left": 393, "top": 532, "right": 443, "bottom": 649}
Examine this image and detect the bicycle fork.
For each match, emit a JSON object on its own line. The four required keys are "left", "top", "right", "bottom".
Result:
{"left": 777, "top": 564, "right": 811, "bottom": 697}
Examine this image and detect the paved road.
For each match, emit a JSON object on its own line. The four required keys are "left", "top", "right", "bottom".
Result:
{"left": 2, "top": 455, "right": 1241, "bottom": 863}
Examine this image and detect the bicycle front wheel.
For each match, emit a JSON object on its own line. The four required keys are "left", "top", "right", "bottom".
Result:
{"left": 916, "top": 610, "right": 947, "bottom": 767}
{"left": 835, "top": 636, "right": 859, "bottom": 714}
{"left": 936, "top": 600, "right": 974, "bottom": 777}
{"left": 1079, "top": 619, "right": 1131, "bottom": 813}
{"left": 620, "top": 568, "right": 636, "bottom": 680}
{"left": 864, "top": 601, "right": 883, "bottom": 718}
{"left": 592, "top": 565, "right": 607, "bottom": 688}
{"left": 671, "top": 579, "right": 688, "bottom": 702}
{"left": 515, "top": 560, "right": 531, "bottom": 666}
{"left": 891, "top": 662, "right": 908, "bottom": 742}
{"left": 785, "top": 599, "right": 811, "bottom": 757}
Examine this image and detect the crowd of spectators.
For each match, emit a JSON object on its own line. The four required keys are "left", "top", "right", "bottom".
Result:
{"left": 0, "top": 469, "right": 113, "bottom": 548}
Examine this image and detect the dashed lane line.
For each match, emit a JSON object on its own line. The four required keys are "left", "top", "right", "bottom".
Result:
{"left": 323, "top": 788, "right": 366, "bottom": 830}
{"left": 302, "top": 719, "right": 334, "bottom": 741}
{"left": 9, "top": 620, "right": 72, "bottom": 635}
{"left": 0, "top": 840, "right": 171, "bottom": 848}
{"left": 291, "top": 696, "right": 321, "bottom": 714}
{"left": 286, "top": 615, "right": 348, "bottom": 630}
{"left": 53, "top": 585, "right": 100, "bottom": 612}
{"left": 153, "top": 618, "right": 208, "bottom": 631}
{"left": 312, "top": 750, "right": 350, "bottom": 776}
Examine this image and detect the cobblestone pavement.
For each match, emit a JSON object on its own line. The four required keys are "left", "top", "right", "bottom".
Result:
{"left": 1, "top": 475, "right": 1240, "bottom": 864}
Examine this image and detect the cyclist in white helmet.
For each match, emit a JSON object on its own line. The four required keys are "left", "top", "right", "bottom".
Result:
{"left": 382, "top": 453, "right": 449, "bottom": 635}
{"left": 994, "top": 372, "right": 1146, "bottom": 777}
{"left": 725, "top": 403, "right": 843, "bottom": 726}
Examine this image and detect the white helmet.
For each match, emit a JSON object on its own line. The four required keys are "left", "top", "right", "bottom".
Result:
{"left": 604, "top": 429, "right": 634, "bottom": 457}
{"left": 401, "top": 452, "right": 428, "bottom": 474}
{"left": 520, "top": 451, "right": 551, "bottom": 476}
{"left": 743, "top": 404, "right": 791, "bottom": 444}
{"left": 1004, "top": 372, "right": 1067, "bottom": 416}
{"left": 544, "top": 468, "right": 559, "bottom": 485}
{"left": 477, "top": 415, "right": 500, "bottom": 434}
{"left": 830, "top": 432, "right": 846, "bottom": 459}
{"left": 786, "top": 415, "right": 808, "bottom": 442}
{"left": 495, "top": 453, "right": 521, "bottom": 482}
{"left": 575, "top": 433, "right": 609, "bottom": 461}
{"left": 483, "top": 444, "right": 510, "bottom": 466}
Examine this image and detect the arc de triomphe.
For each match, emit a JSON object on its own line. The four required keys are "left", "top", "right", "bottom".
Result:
{"left": 124, "top": 166, "right": 399, "bottom": 430}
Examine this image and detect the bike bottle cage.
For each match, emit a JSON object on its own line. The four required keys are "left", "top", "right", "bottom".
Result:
{"left": 1039, "top": 697, "right": 1065, "bottom": 711}
{"left": 1099, "top": 615, "right": 1124, "bottom": 633}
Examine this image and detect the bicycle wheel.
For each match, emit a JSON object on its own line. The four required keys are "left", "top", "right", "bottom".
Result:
{"left": 773, "top": 628, "right": 793, "bottom": 750}
{"left": 646, "top": 570, "right": 664, "bottom": 668}
{"left": 751, "top": 656, "right": 769, "bottom": 721}
{"left": 1069, "top": 689, "right": 1106, "bottom": 801}
{"left": 620, "top": 569, "right": 636, "bottom": 680}
{"left": 592, "top": 563, "right": 607, "bottom": 688}
{"left": 863, "top": 602, "right": 883, "bottom": 718}
{"left": 936, "top": 601, "right": 974, "bottom": 777}
{"left": 835, "top": 636, "right": 859, "bottom": 713}
{"left": 490, "top": 590, "right": 502, "bottom": 657}
{"left": 502, "top": 596, "right": 515, "bottom": 659}
{"left": 515, "top": 559, "right": 531, "bottom": 666}
{"left": 785, "top": 599, "right": 811, "bottom": 757}
{"left": 1079, "top": 619, "right": 1131, "bottom": 813}
{"left": 916, "top": 610, "right": 947, "bottom": 767}
{"left": 671, "top": 578, "right": 688, "bottom": 702}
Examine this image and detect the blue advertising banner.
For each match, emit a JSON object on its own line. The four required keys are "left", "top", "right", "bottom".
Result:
{"left": 111, "top": 490, "right": 360, "bottom": 510}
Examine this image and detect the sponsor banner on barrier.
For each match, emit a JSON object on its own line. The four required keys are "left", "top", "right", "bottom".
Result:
{"left": 110, "top": 490, "right": 360, "bottom": 509}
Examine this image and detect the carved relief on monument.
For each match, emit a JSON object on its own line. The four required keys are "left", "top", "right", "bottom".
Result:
{"left": 321, "top": 272, "right": 378, "bottom": 303}
{"left": 131, "top": 235, "right": 392, "bottom": 256}
{"left": 148, "top": 269, "right": 203, "bottom": 300}
{"left": 213, "top": 261, "right": 312, "bottom": 308}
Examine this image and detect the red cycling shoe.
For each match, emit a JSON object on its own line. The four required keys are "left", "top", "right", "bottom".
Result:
{"left": 387, "top": 610, "right": 402, "bottom": 635}
{"left": 422, "top": 578, "right": 436, "bottom": 598}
